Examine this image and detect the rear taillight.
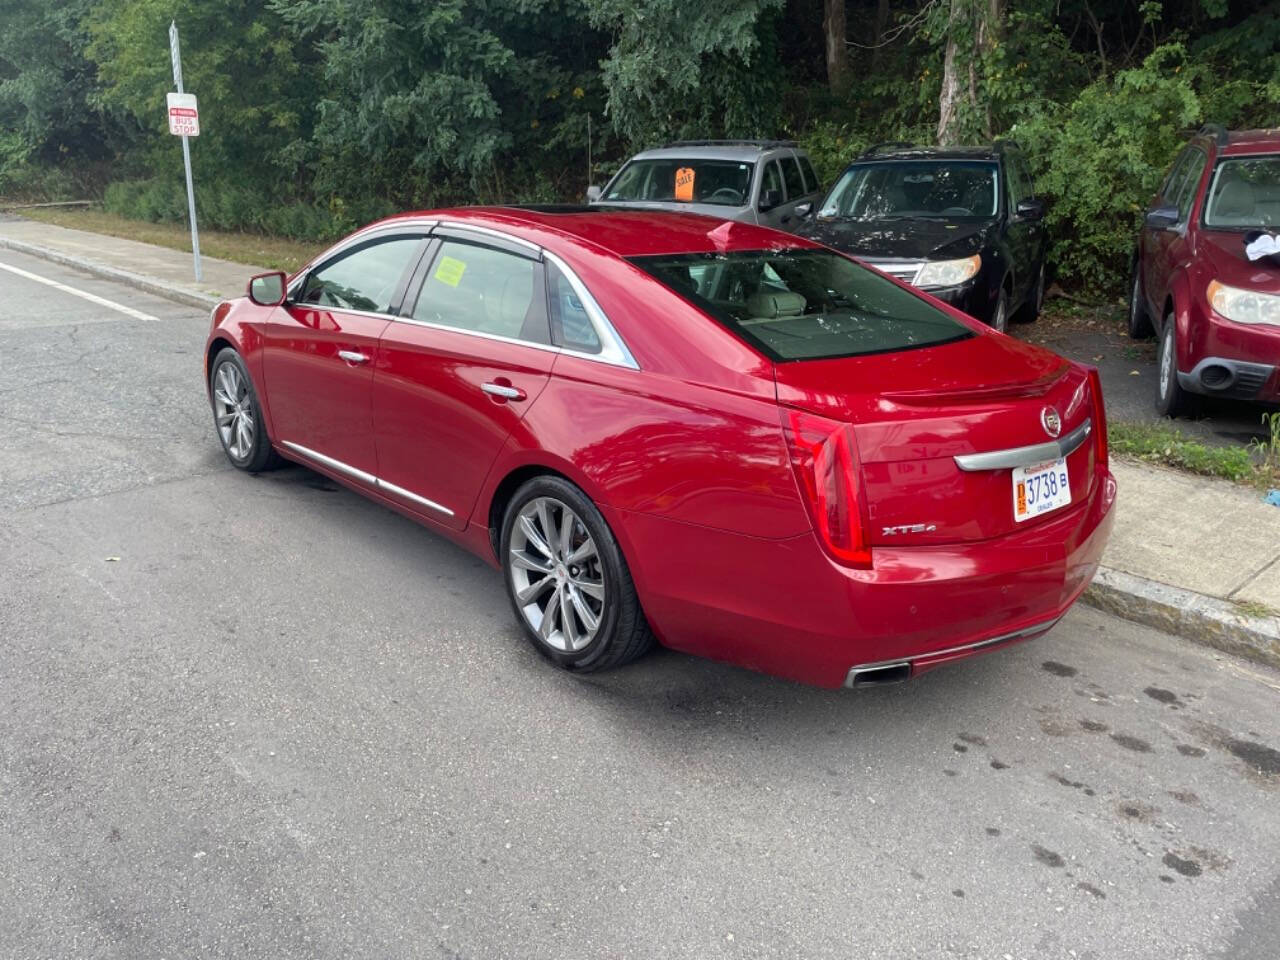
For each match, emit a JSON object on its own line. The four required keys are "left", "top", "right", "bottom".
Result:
{"left": 782, "top": 409, "right": 872, "bottom": 569}
{"left": 1086, "top": 367, "right": 1108, "bottom": 469}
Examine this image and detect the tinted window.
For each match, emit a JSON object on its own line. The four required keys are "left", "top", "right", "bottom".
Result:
{"left": 1203, "top": 154, "right": 1280, "bottom": 228}
{"left": 299, "top": 237, "right": 422, "bottom": 314}
{"left": 412, "top": 241, "right": 546, "bottom": 343}
{"left": 782, "top": 156, "right": 806, "bottom": 199}
{"left": 603, "top": 158, "right": 754, "bottom": 207}
{"left": 546, "top": 262, "right": 601, "bottom": 354}
{"left": 798, "top": 156, "right": 820, "bottom": 194}
{"left": 1010, "top": 157, "right": 1034, "bottom": 204}
{"left": 819, "top": 161, "right": 1000, "bottom": 220}
{"left": 630, "top": 249, "right": 972, "bottom": 362}
{"left": 1160, "top": 149, "right": 1192, "bottom": 200}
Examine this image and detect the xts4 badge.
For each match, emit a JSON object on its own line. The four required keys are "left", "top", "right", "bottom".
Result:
{"left": 881, "top": 523, "right": 938, "bottom": 536}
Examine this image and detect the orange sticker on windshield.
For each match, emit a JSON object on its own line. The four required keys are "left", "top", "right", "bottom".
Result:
{"left": 674, "top": 167, "right": 695, "bottom": 202}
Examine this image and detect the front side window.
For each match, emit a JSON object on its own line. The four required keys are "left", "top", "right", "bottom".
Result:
{"left": 818, "top": 161, "right": 1000, "bottom": 220}
{"left": 412, "top": 241, "right": 547, "bottom": 343}
{"left": 298, "top": 236, "right": 423, "bottom": 314}
{"left": 630, "top": 248, "right": 973, "bottom": 362}
{"left": 761, "top": 161, "right": 784, "bottom": 201}
{"left": 1203, "top": 155, "right": 1280, "bottom": 229}
{"left": 602, "top": 159, "right": 755, "bottom": 207}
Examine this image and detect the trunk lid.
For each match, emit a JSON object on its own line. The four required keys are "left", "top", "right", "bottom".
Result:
{"left": 774, "top": 332, "right": 1098, "bottom": 545}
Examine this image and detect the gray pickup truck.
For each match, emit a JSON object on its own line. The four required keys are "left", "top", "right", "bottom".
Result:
{"left": 586, "top": 140, "right": 823, "bottom": 232}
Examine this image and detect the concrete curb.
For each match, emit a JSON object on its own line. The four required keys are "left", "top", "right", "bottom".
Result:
{"left": 0, "top": 235, "right": 222, "bottom": 311}
{"left": 1084, "top": 566, "right": 1280, "bottom": 671}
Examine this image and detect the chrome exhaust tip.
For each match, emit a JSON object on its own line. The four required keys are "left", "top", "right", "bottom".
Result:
{"left": 844, "top": 661, "right": 912, "bottom": 688}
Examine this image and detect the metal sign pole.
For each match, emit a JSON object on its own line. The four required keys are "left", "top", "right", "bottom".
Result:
{"left": 169, "top": 21, "right": 202, "bottom": 283}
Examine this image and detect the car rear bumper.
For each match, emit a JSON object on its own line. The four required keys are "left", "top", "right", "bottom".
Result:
{"left": 611, "top": 469, "right": 1116, "bottom": 689}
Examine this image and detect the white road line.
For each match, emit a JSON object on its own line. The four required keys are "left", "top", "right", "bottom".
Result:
{"left": 0, "top": 259, "right": 161, "bottom": 322}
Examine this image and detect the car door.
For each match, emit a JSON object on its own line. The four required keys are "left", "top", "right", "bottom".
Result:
{"left": 1003, "top": 155, "right": 1041, "bottom": 304}
{"left": 1143, "top": 148, "right": 1195, "bottom": 316}
{"left": 1153, "top": 147, "right": 1207, "bottom": 321}
{"left": 263, "top": 231, "right": 428, "bottom": 479}
{"left": 371, "top": 229, "right": 555, "bottom": 530}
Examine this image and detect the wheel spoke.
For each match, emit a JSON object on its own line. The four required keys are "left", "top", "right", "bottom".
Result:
{"left": 558, "top": 507, "right": 575, "bottom": 559}
{"left": 566, "top": 538, "right": 597, "bottom": 565}
{"left": 560, "top": 586, "right": 579, "bottom": 650}
{"left": 509, "top": 549, "right": 553, "bottom": 575}
{"left": 569, "top": 576, "right": 604, "bottom": 601}
{"left": 518, "top": 515, "right": 554, "bottom": 562}
{"left": 236, "top": 418, "right": 251, "bottom": 455}
{"left": 214, "top": 388, "right": 236, "bottom": 408}
{"left": 516, "top": 575, "right": 554, "bottom": 604}
{"left": 536, "top": 500, "right": 557, "bottom": 558}
{"left": 216, "top": 411, "right": 235, "bottom": 426}
{"left": 568, "top": 586, "right": 599, "bottom": 634}
{"left": 539, "top": 587, "right": 561, "bottom": 642}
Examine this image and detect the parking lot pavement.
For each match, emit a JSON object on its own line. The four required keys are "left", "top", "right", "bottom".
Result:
{"left": 4, "top": 250, "right": 1280, "bottom": 960}
{"left": 1013, "top": 304, "right": 1273, "bottom": 448}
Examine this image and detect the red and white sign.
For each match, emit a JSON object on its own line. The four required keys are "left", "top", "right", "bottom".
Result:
{"left": 166, "top": 92, "right": 199, "bottom": 137}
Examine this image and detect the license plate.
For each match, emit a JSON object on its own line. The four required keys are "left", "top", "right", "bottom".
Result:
{"left": 1012, "top": 457, "right": 1070, "bottom": 522}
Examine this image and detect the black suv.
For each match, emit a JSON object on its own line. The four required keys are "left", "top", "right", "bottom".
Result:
{"left": 798, "top": 141, "right": 1048, "bottom": 331}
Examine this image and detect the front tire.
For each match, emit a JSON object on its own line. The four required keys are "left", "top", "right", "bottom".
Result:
{"left": 989, "top": 287, "right": 1010, "bottom": 334}
{"left": 1155, "top": 315, "right": 1198, "bottom": 418}
{"left": 501, "top": 476, "right": 654, "bottom": 673}
{"left": 210, "top": 347, "right": 279, "bottom": 472}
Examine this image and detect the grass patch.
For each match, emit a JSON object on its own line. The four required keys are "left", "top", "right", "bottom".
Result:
{"left": 16, "top": 206, "right": 324, "bottom": 274}
{"left": 1109, "top": 420, "right": 1259, "bottom": 483}
{"left": 1232, "top": 598, "right": 1278, "bottom": 620}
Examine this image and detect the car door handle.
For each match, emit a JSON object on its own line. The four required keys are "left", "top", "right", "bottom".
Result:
{"left": 338, "top": 350, "right": 368, "bottom": 364}
{"left": 481, "top": 381, "right": 526, "bottom": 401}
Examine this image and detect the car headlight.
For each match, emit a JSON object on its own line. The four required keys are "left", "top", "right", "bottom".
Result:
{"left": 1207, "top": 281, "right": 1280, "bottom": 326}
{"left": 915, "top": 254, "right": 982, "bottom": 287}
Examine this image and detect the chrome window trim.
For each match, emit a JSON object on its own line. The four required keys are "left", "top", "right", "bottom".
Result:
{"left": 542, "top": 250, "right": 640, "bottom": 370}
{"left": 435, "top": 220, "right": 541, "bottom": 254}
{"left": 281, "top": 441, "right": 454, "bottom": 517}
{"left": 285, "top": 220, "right": 439, "bottom": 298}
{"left": 953, "top": 419, "right": 1092, "bottom": 472}
{"left": 386, "top": 314, "right": 563, "bottom": 357}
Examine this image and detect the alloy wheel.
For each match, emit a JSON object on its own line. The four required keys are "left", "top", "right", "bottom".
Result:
{"left": 1159, "top": 325, "right": 1174, "bottom": 399}
{"left": 508, "top": 496, "right": 606, "bottom": 653}
{"left": 993, "top": 294, "right": 1008, "bottom": 333}
{"left": 213, "top": 362, "right": 255, "bottom": 461}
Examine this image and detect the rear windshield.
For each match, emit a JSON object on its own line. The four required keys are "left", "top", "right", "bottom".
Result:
{"left": 1203, "top": 155, "right": 1280, "bottom": 229}
{"left": 629, "top": 249, "right": 973, "bottom": 361}
{"left": 819, "top": 160, "right": 1000, "bottom": 220}
{"left": 603, "top": 159, "right": 754, "bottom": 207}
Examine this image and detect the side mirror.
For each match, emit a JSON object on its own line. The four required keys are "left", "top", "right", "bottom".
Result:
{"left": 759, "top": 189, "right": 782, "bottom": 212}
{"left": 793, "top": 201, "right": 814, "bottom": 218}
{"left": 247, "top": 271, "right": 287, "bottom": 306}
{"left": 1015, "top": 197, "right": 1046, "bottom": 220}
{"left": 1144, "top": 204, "right": 1180, "bottom": 230}
{"left": 585, "top": 185, "right": 603, "bottom": 203}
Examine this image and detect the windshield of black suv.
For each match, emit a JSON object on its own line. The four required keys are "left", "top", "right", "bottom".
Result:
{"left": 1203, "top": 155, "right": 1280, "bottom": 229}
{"left": 629, "top": 249, "right": 973, "bottom": 361}
{"left": 818, "top": 160, "right": 1000, "bottom": 221}
{"left": 602, "top": 159, "right": 755, "bottom": 207}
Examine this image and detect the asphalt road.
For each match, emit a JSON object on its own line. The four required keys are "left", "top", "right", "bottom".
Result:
{"left": 2, "top": 248, "right": 1280, "bottom": 960}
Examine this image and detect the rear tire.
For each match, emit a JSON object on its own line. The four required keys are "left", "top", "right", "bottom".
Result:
{"left": 1127, "top": 261, "right": 1154, "bottom": 339}
{"left": 500, "top": 475, "right": 654, "bottom": 673}
{"left": 1155, "top": 315, "right": 1198, "bottom": 418}
{"left": 209, "top": 348, "right": 280, "bottom": 472}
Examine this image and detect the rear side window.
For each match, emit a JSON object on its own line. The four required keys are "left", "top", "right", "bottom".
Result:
{"left": 629, "top": 248, "right": 972, "bottom": 362}
{"left": 798, "top": 156, "right": 820, "bottom": 194}
{"left": 412, "top": 240, "right": 548, "bottom": 344}
{"left": 782, "top": 157, "right": 806, "bottom": 199}
{"left": 546, "top": 262, "right": 601, "bottom": 354}
{"left": 299, "top": 236, "right": 423, "bottom": 314}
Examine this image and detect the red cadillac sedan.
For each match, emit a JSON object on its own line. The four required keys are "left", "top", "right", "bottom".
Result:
{"left": 205, "top": 207, "right": 1115, "bottom": 688}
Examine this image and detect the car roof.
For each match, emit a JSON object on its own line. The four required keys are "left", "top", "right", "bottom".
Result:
{"left": 1220, "top": 128, "right": 1280, "bottom": 155}
{"left": 372, "top": 206, "right": 821, "bottom": 258}
{"left": 854, "top": 145, "right": 1005, "bottom": 163}
{"left": 628, "top": 141, "right": 799, "bottom": 162}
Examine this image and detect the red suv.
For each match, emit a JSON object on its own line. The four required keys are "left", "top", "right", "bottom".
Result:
{"left": 1129, "top": 125, "right": 1280, "bottom": 416}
